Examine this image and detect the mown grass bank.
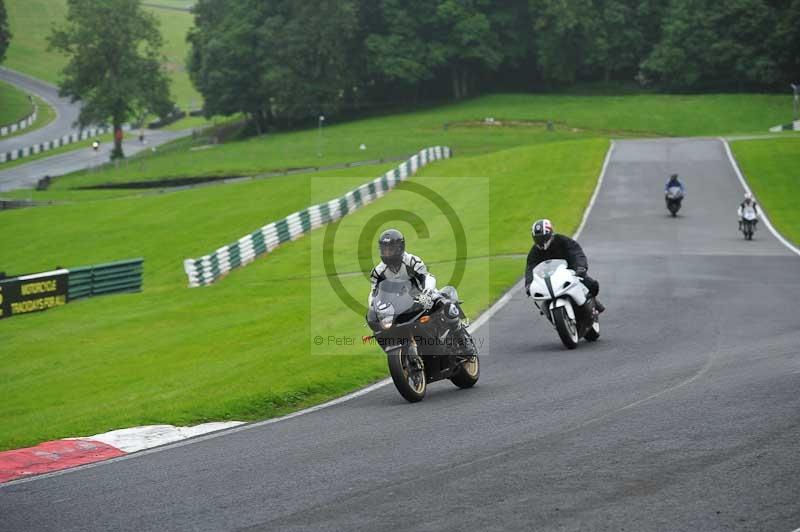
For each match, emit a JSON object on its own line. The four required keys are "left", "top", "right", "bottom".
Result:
{"left": 731, "top": 137, "right": 800, "bottom": 245}
{"left": 0, "top": 89, "right": 56, "bottom": 143}
{"left": 0, "top": 79, "right": 33, "bottom": 125}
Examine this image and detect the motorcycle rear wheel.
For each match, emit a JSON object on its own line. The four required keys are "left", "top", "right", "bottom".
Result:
{"left": 584, "top": 319, "right": 600, "bottom": 342}
{"left": 388, "top": 348, "right": 426, "bottom": 403}
{"left": 553, "top": 307, "right": 579, "bottom": 349}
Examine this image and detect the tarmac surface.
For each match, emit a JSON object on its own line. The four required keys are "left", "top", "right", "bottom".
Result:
{"left": 0, "top": 68, "right": 81, "bottom": 153}
{"left": 0, "top": 128, "right": 188, "bottom": 192}
{"left": 1, "top": 138, "right": 798, "bottom": 532}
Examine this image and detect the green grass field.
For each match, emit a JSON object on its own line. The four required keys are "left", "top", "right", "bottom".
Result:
{"left": 32, "top": 93, "right": 792, "bottom": 191}
{"left": 731, "top": 137, "right": 800, "bottom": 245}
{"left": 4, "top": 0, "right": 201, "bottom": 109}
{"left": 0, "top": 79, "right": 33, "bottom": 125}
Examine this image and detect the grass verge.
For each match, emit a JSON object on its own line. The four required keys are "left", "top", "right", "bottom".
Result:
{"left": 0, "top": 79, "right": 33, "bottom": 125}
{"left": 0, "top": 93, "right": 55, "bottom": 142}
{"left": 731, "top": 137, "right": 800, "bottom": 245}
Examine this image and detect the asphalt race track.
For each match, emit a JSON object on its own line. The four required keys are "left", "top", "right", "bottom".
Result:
{"left": 0, "top": 68, "right": 82, "bottom": 154}
{"left": 0, "top": 128, "right": 188, "bottom": 192}
{"left": 2, "top": 138, "right": 799, "bottom": 532}
{"left": 0, "top": 68, "right": 190, "bottom": 191}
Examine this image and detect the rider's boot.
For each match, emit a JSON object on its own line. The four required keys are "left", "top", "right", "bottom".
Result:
{"left": 594, "top": 299, "right": 605, "bottom": 314}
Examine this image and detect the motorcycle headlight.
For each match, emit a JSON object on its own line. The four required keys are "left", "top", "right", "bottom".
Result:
{"left": 380, "top": 315, "right": 393, "bottom": 330}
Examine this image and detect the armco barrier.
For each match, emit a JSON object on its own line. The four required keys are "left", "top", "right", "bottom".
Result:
{"left": 68, "top": 258, "right": 144, "bottom": 301}
{"left": 183, "top": 146, "right": 451, "bottom": 287}
{"left": 769, "top": 120, "right": 800, "bottom": 132}
{"left": 0, "top": 259, "right": 142, "bottom": 320}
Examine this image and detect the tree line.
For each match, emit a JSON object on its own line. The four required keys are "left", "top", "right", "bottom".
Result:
{"left": 2, "top": 0, "right": 798, "bottom": 155}
{"left": 0, "top": 0, "right": 9, "bottom": 65}
{"left": 188, "top": 0, "right": 800, "bottom": 129}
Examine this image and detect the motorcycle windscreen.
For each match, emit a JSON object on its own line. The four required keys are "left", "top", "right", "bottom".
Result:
{"left": 374, "top": 279, "right": 417, "bottom": 317}
{"left": 532, "top": 259, "right": 568, "bottom": 278}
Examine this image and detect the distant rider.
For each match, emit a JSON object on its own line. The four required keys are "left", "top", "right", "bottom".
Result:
{"left": 368, "top": 229, "right": 475, "bottom": 355}
{"left": 737, "top": 192, "right": 759, "bottom": 230}
{"left": 665, "top": 173, "right": 685, "bottom": 205}
{"left": 524, "top": 219, "right": 605, "bottom": 313}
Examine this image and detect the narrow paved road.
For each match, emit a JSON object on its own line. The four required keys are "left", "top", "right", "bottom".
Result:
{"left": 0, "top": 68, "right": 81, "bottom": 153}
{"left": 1, "top": 138, "right": 798, "bottom": 532}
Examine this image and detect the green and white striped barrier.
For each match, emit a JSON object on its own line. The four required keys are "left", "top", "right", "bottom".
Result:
{"left": 0, "top": 124, "right": 132, "bottom": 164}
{"left": 769, "top": 120, "right": 800, "bottom": 132}
{"left": 183, "top": 146, "right": 452, "bottom": 287}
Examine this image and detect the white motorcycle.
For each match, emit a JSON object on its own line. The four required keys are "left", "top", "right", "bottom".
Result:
{"left": 528, "top": 259, "right": 600, "bottom": 349}
{"left": 740, "top": 205, "right": 757, "bottom": 240}
{"left": 666, "top": 186, "right": 684, "bottom": 216}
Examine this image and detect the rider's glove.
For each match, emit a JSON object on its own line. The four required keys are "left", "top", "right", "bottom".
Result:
{"left": 418, "top": 289, "right": 436, "bottom": 310}
{"left": 575, "top": 266, "right": 588, "bottom": 278}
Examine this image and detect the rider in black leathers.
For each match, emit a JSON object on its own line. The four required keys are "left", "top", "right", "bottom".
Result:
{"left": 524, "top": 219, "right": 605, "bottom": 313}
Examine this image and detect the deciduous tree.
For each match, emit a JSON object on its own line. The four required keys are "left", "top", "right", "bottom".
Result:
{"left": 49, "top": 0, "right": 173, "bottom": 159}
{"left": 0, "top": 0, "right": 10, "bottom": 64}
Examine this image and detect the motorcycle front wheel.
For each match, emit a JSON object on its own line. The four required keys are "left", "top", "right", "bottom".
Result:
{"left": 388, "top": 346, "right": 426, "bottom": 403}
{"left": 553, "top": 306, "right": 579, "bottom": 349}
{"left": 451, "top": 353, "right": 480, "bottom": 389}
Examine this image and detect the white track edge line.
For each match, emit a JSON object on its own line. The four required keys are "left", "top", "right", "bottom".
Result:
{"left": 0, "top": 141, "right": 617, "bottom": 488}
{"left": 574, "top": 141, "right": 615, "bottom": 241}
{"left": 719, "top": 137, "right": 800, "bottom": 257}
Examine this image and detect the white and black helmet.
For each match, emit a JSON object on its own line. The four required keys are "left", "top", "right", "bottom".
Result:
{"left": 532, "top": 219, "right": 554, "bottom": 250}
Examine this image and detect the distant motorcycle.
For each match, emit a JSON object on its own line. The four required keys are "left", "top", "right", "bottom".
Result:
{"left": 366, "top": 280, "right": 479, "bottom": 402}
{"left": 665, "top": 186, "right": 684, "bottom": 217}
{"left": 528, "top": 259, "right": 600, "bottom": 349}
{"left": 740, "top": 204, "right": 758, "bottom": 240}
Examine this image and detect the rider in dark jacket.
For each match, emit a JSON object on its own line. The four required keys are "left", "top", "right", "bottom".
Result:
{"left": 524, "top": 219, "right": 604, "bottom": 313}
{"left": 665, "top": 173, "right": 684, "bottom": 193}
{"left": 665, "top": 174, "right": 685, "bottom": 207}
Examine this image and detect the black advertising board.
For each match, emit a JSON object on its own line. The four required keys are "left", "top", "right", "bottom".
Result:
{"left": 0, "top": 269, "right": 69, "bottom": 320}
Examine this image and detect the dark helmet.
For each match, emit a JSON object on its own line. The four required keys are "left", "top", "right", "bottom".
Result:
{"left": 532, "top": 219, "right": 554, "bottom": 250}
{"left": 379, "top": 229, "right": 405, "bottom": 270}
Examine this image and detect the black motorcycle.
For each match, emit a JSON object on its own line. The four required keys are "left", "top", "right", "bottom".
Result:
{"left": 666, "top": 186, "right": 684, "bottom": 217}
{"left": 366, "top": 280, "right": 479, "bottom": 402}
